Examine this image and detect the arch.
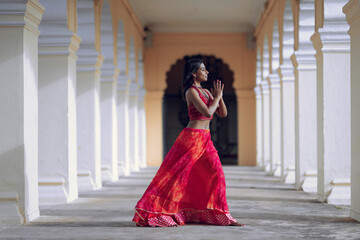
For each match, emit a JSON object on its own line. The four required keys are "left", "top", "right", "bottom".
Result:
{"left": 117, "top": 19, "right": 126, "bottom": 74}
{"left": 160, "top": 51, "right": 244, "bottom": 91}
{"left": 282, "top": 0, "right": 295, "bottom": 63}
{"left": 262, "top": 35, "right": 270, "bottom": 79}
{"left": 271, "top": 19, "right": 280, "bottom": 72}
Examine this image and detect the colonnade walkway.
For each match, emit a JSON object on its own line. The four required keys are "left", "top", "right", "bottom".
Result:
{"left": 0, "top": 167, "right": 359, "bottom": 240}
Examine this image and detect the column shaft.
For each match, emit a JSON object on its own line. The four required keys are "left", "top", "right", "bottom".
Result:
{"left": 312, "top": 0, "right": 351, "bottom": 204}
{"left": 255, "top": 86, "right": 264, "bottom": 168}
{"left": 343, "top": 0, "right": 360, "bottom": 221}
{"left": 38, "top": 37, "right": 80, "bottom": 204}
{"left": 261, "top": 83, "right": 271, "bottom": 172}
{"left": 292, "top": 50, "right": 318, "bottom": 192}
{"left": 37, "top": 0, "right": 80, "bottom": 204}
{"left": 0, "top": 0, "right": 44, "bottom": 223}
{"left": 117, "top": 78, "right": 130, "bottom": 176}
{"left": 269, "top": 75, "right": 281, "bottom": 176}
{"left": 138, "top": 89, "right": 147, "bottom": 168}
{"left": 100, "top": 80, "right": 118, "bottom": 181}
{"left": 129, "top": 83, "right": 140, "bottom": 171}
{"left": 279, "top": 63, "right": 296, "bottom": 184}
{"left": 77, "top": 66, "right": 102, "bottom": 190}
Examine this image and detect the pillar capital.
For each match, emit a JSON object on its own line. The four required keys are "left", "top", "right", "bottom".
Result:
{"left": 0, "top": 0, "right": 45, "bottom": 35}
{"left": 291, "top": 47, "right": 317, "bottom": 70}
{"left": 312, "top": 0, "right": 350, "bottom": 54}
{"left": 129, "top": 82, "right": 139, "bottom": 97}
{"left": 38, "top": 0, "right": 81, "bottom": 58}
{"left": 311, "top": 30, "right": 350, "bottom": 56}
{"left": 137, "top": 88, "right": 146, "bottom": 102}
{"left": 278, "top": 63, "right": 295, "bottom": 83}
{"left": 101, "top": 61, "right": 119, "bottom": 82}
{"left": 117, "top": 74, "right": 131, "bottom": 91}
{"left": 254, "top": 85, "right": 262, "bottom": 97}
{"left": 77, "top": 46, "right": 103, "bottom": 72}
{"left": 260, "top": 81, "right": 270, "bottom": 95}
{"left": 269, "top": 73, "right": 281, "bottom": 88}
{"left": 343, "top": 0, "right": 360, "bottom": 36}
{"left": 39, "top": 32, "right": 81, "bottom": 58}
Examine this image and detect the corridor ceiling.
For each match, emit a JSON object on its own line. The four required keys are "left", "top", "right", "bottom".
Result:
{"left": 128, "top": 0, "right": 267, "bottom": 32}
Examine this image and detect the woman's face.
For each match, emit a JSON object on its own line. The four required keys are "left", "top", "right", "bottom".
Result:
{"left": 194, "top": 63, "right": 209, "bottom": 82}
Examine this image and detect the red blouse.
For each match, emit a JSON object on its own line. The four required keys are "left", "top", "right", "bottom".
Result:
{"left": 188, "top": 86, "right": 214, "bottom": 121}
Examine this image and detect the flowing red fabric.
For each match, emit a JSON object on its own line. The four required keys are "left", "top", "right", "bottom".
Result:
{"left": 132, "top": 128, "right": 236, "bottom": 227}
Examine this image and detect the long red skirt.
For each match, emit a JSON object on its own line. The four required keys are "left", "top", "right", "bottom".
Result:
{"left": 132, "top": 127, "right": 236, "bottom": 227}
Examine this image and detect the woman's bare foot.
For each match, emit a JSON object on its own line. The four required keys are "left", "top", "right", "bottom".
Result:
{"left": 230, "top": 222, "right": 245, "bottom": 226}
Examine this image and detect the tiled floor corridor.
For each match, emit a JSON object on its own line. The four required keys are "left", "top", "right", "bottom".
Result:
{"left": 0, "top": 167, "right": 359, "bottom": 239}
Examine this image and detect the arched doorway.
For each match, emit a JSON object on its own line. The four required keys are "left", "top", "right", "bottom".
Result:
{"left": 163, "top": 55, "right": 238, "bottom": 165}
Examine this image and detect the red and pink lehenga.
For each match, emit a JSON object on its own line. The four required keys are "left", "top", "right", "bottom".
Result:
{"left": 132, "top": 86, "right": 237, "bottom": 227}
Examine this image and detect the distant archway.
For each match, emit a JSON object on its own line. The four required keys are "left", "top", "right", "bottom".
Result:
{"left": 163, "top": 55, "right": 238, "bottom": 165}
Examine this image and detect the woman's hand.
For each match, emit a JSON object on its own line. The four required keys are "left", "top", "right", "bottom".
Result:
{"left": 211, "top": 79, "right": 224, "bottom": 99}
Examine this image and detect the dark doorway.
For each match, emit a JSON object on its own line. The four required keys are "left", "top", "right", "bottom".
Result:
{"left": 163, "top": 55, "right": 238, "bottom": 165}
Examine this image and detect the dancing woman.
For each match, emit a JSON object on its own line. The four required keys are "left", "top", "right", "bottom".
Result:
{"left": 132, "top": 58, "right": 244, "bottom": 227}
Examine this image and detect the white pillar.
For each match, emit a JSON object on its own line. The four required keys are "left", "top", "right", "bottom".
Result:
{"left": 138, "top": 88, "right": 147, "bottom": 168}
{"left": 0, "top": 0, "right": 44, "bottom": 224}
{"left": 128, "top": 82, "right": 140, "bottom": 172}
{"left": 261, "top": 81, "right": 271, "bottom": 172}
{"left": 76, "top": 0, "right": 103, "bottom": 191}
{"left": 254, "top": 86, "right": 264, "bottom": 169}
{"left": 100, "top": 74, "right": 119, "bottom": 182}
{"left": 117, "top": 75, "right": 131, "bottom": 176}
{"left": 76, "top": 53, "right": 103, "bottom": 191}
{"left": 38, "top": 1, "right": 80, "bottom": 204}
{"left": 291, "top": 48, "right": 318, "bottom": 193}
{"left": 343, "top": 0, "right": 360, "bottom": 221}
{"left": 269, "top": 74, "right": 281, "bottom": 176}
{"left": 312, "top": 0, "right": 351, "bottom": 204}
{"left": 278, "top": 63, "right": 296, "bottom": 184}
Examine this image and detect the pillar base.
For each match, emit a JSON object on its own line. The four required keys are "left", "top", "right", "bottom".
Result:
{"left": 118, "top": 163, "right": 130, "bottom": 177}
{"left": 273, "top": 164, "right": 281, "bottom": 177}
{"left": 130, "top": 160, "right": 140, "bottom": 172}
{"left": 77, "top": 171, "right": 97, "bottom": 192}
{"left": 0, "top": 192, "right": 24, "bottom": 224}
{"left": 38, "top": 178, "right": 68, "bottom": 205}
{"left": 264, "top": 161, "right": 271, "bottom": 173}
{"left": 284, "top": 166, "right": 296, "bottom": 184}
{"left": 101, "top": 165, "right": 113, "bottom": 183}
{"left": 351, "top": 209, "right": 360, "bottom": 222}
{"left": 302, "top": 171, "right": 317, "bottom": 193}
{"left": 318, "top": 179, "right": 351, "bottom": 205}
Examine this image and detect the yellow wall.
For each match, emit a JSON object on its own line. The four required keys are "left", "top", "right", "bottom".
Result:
{"left": 144, "top": 32, "right": 256, "bottom": 166}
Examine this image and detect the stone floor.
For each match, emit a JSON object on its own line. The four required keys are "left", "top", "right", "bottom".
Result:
{"left": 0, "top": 166, "right": 359, "bottom": 240}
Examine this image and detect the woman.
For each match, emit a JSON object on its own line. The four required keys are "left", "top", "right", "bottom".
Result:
{"left": 132, "top": 58, "right": 244, "bottom": 227}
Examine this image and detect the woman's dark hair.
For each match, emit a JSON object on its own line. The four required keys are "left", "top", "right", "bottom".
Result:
{"left": 182, "top": 58, "right": 203, "bottom": 100}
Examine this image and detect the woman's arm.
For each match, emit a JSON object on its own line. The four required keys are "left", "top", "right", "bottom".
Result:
{"left": 215, "top": 97, "right": 227, "bottom": 118}
{"left": 186, "top": 88, "right": 221, "bottom": 118}
{"left": 206, "top": 81, "right": 228, "bottom": 118}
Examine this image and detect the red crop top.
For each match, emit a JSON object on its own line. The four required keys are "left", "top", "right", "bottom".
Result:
{"left": 188, "top": 85, "right": 214, "bottom": 121}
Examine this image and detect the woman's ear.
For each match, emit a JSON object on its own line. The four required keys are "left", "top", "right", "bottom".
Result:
{"left": 192, "top": 73, "right": 196, "bottom": 78}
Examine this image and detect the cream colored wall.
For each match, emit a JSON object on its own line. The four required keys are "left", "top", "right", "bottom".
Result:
{"left": 144, "top": 33, "right": 256, "bottom": 166}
